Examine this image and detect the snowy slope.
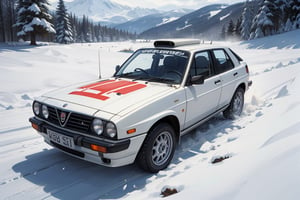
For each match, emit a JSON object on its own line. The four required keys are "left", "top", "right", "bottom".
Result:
{"left": 0, "top": 30, "right": 300, "bottom": 199}
{"left": 114, "top": 9, "right": 191, "bottom": 34}
{"left": 140, "top": 3, "right": 243, "bottom": 39}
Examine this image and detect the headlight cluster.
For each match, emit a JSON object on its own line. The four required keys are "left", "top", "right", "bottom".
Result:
{"left": 33, "top": 101, "right": 49, "bottom": 119}
{"left": 32, "top": 101, "right": 118, "bottom": 139}
{"left": 92, "top": 118, "right": 117, "bottom": 139}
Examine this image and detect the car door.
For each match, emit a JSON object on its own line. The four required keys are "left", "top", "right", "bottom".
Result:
{"left": 184, "top": 51, "right": 222, "bottom": 129}
{"left": 211, "top": 49, "right": 241, "bottom": 109}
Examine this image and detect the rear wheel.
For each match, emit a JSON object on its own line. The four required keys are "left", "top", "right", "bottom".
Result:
{"left": 136, "top": 123, "right": 176, "bottom": 173}
{"left": 223, "top": 87, "right": 245, "bottom": 119}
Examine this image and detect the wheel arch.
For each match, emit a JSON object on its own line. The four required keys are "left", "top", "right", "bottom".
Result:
{"left": 148, "top": 115, "right": 180, "bottom": 144}
{"left": 237, "top": 82, "right": 246, "bottom": 92}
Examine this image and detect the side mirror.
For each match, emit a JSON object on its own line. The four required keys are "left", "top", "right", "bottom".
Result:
{"left": 191, "top": 75, "right": 204, "bottom": 85}
{"left": 115, "top": 65, "right": 121, "bottom": 73}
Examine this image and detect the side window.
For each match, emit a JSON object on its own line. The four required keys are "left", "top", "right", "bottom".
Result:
{"left": 190, "top": 51, "right": 212, "bottom": 79}
{"left": 212, "top": 49, "right": 234, "bottom": 74}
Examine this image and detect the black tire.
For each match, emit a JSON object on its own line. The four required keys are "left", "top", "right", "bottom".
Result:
{"left": 223, "top": 87, "right": 245, "bottom": 119}
{"left": 136, "top": 123, "right": 176, "bottom": 173}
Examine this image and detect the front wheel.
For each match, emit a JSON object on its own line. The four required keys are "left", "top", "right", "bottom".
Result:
{"left": 223, "top": 87, "right": 245, "bottom": 119}
{"left": 136, "top": 123, "right": 176, "bottom": 173}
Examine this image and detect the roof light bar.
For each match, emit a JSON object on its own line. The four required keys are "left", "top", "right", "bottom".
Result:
{"left": 154, "top": 39, "right": 200, "bottom": 48}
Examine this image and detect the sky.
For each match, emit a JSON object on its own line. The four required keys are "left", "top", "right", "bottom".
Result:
{"left": 50, "top": 0, "right": 244, "bottom": 10}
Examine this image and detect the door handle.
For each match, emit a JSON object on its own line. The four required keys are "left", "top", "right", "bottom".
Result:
{"left": 214, "top": 80, "right": 221, "bottom": 84}
{"left": 233, "top": 72, "right": 238, "bottom": 76}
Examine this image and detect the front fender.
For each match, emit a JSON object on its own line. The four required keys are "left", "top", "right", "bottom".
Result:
{"left": 113, "top": 95, "right": 186, "bottom": 139}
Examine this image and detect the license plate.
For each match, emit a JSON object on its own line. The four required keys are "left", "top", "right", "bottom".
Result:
{"left": 47, "top": 129, "right": 75, "bottom": 149}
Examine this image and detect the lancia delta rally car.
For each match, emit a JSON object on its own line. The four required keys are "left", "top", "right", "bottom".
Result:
{"left": 29, "top": 39, "right": 252, "bottom": 172}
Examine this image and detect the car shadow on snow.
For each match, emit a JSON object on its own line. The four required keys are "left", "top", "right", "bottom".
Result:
{"left": 12, "top": 116, "right": 238, "bottom": 199}
{"left": 12, "top": 148, "right": 151, "bottom": 199}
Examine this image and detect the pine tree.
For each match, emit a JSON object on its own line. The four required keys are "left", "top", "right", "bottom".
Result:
{"left": 235, "top": 16, "right": 242, "bottom": 38}
{"left": 220, "top": 25, "right": 226, "bottom": 40}
{"left": 275, "top": 0, "right": 289, "bottom": 32}
{"left": 248, "top": 0, "right": 263, "bottom": 39}
{"left": 241, "top": 1, "right": 253, "bottom": 40}
{"left": 252, "top": 0, "right": 274, "bottom": 38}
{"left": 55, "top": 0, "right": 73, "bottom": 44}
{"left": 227, "top": 19, "right": 235, "bottom": 37}
{"left": 15, "top": 0, "right": 55, "bottom": 45}
{"left": 291, "top": 0, "right": 300, "bottom": 29}
{"left": 0, "top": 0, "right": 5, "bottom": 42}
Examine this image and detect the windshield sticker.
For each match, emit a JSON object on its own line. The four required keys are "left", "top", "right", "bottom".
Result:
{"left": 70, "top": 80, "right": 146, "bottom": 101}
{"left": 141, "top": 49, "right": 187, "bottom": 57}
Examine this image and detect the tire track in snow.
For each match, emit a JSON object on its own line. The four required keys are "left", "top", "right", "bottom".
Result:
{"left": 0, "top": 125, "right": 31, "bottom": 134}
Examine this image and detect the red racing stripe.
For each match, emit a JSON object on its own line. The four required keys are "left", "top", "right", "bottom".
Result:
{"left": 78, "top": 80, "right": 115, "bottom": 89}
{"left": 113, "top": 84, "right": 147, "bottom": 94}
{"left": 69, "top": 80, "right": 147, "bottom": 100}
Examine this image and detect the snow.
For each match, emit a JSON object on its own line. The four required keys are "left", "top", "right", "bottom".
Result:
{"left": 176, "top": 21, "right": 192, "bottom": 31}
{"left": 1, "top": 29, "right": 300, "bottom": 199}
{"left": 28, "top": 3, "right": 41, "bottom": 14}
{"left": 209, "top": 10, "right": 221, "bottom": 18}
{"left": 156, "top": 17, "right": 179, "bottom": 27}
{"left": 220, "top": 12, "right": 230, "bottom": 21}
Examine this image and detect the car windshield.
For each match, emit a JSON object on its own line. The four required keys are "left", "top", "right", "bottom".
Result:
{"left": 115, "top": 48, "right": 190, "bottom": 84}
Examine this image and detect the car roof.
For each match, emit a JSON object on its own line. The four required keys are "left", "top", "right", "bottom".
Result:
{"left": 152, "top": 39, "right": 227, "bottom": 53}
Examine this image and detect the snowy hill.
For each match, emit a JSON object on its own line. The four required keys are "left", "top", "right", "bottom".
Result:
{"left": 1, "top": 29, "right": 300, "bottom": 199}
{"left": 140, "top": 3, "right": 244, "bottom": 39}
{"left": 114, "top": 9, "right": 191, "bottom": 34}
{"left": 65, "top": 0, "right": 159, "bottom": 24}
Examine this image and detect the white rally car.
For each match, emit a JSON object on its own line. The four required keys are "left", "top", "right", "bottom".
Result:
{"left": 29, "top": 39, "right": 252, "bottom": 172}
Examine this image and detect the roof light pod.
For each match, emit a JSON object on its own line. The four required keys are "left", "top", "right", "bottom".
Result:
{"left": 154, "top": 39, "right": 200, "bottom": 48}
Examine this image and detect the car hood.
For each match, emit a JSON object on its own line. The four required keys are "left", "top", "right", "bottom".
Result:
{"left": 42, "top": 78, "right": 175, "bottom": 117}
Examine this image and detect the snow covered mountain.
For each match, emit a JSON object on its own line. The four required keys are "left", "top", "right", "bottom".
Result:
{"left": 65, "top": 0, "right": 159, "bottom": 24}
{"left": 114, "top": 9, "right": 192, "bottom": 34}
{"left": 140, "top": 3, "right": 244, "bottom": 39}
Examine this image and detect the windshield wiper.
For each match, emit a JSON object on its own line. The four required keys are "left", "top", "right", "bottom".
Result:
{"left": 146, "top": 77, "right": 176, "bottom": 84}
{"left": 115, "top": 72, "right": 135, "bottom": 78}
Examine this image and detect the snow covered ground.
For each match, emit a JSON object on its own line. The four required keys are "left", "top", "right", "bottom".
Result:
{"left": 0, "top": 30, "right": 300, "bottom": 199}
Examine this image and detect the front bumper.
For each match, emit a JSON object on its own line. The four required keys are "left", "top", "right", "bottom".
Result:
{"left": 29, "top": 117, "right": 146, "bottom": 167}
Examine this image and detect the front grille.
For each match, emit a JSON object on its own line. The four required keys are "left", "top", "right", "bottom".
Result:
{"left": 48, "top": 106, "right": 59, "bottom": 125}
{"left": 65, "top": 113, "right": 93, "bottom": 132}
{"left": 46, "top": 106, "right": 93, "bottom": 134}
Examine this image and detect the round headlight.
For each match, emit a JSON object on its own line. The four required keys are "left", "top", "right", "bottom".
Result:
{"left": 42, "top": 105, "right": 49, "bottom": 119}
{"left": 106, "top": 122, "right": 117, "bottom": 138}
{"left": 33, "top": 102, "right": 40, "bottom": 115}
{"left": 92, "top": 119, "right": 104, "bottom": 135}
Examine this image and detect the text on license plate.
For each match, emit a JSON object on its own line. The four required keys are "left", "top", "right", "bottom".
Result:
{"left": 47, "top": 129, "right": 75, "bottom": 149}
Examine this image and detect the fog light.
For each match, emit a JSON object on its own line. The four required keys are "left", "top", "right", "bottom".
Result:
{"left": 90, "top": 144, "right": 107, "bottom": 153}
{"left": 31, "top": 122, "right": 39, "bottom": 131}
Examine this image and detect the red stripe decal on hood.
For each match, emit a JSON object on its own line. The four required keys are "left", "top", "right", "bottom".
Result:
{"left": 69, "top": 80, "right": 147, "bottom": 100}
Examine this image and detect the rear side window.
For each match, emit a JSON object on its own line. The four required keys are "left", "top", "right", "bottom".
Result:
{"left": 212, "top": 49, "right": 234, "bottom": 74}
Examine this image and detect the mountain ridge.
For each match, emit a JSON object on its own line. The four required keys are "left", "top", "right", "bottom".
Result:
{"left": 139, "top": 3, "right": 244, "bottom": 40}
{"left": 64, "top": 0, "right": 161, "bottom": 24}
